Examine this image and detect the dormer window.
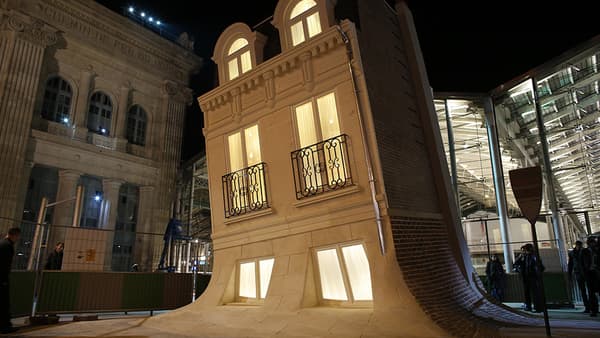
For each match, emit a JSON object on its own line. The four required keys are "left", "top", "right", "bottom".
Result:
{"left": 289, "top": 0, "right": 322, "bottom": 46}
{"left": 213, "top": 23, "right": 267, "bottom": 85}
{"left": 227, "top": 38, "right": 252, "bottom": 80}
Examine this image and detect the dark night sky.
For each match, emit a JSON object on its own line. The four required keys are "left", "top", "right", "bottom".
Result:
{"left": 95, "top": 0, "right": 600, "bottom": 161}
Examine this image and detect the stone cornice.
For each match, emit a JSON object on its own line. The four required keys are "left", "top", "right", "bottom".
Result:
{"left": 198, "top": 24, "right": 346, "bottom": 114}
{"left": 0, "top": 9, "right": 58, "bottom": 46}
{"left": 30, "top": 0, "right": 202, "bottom": 83}
{"left": 163, "top": 80, "right": 194, "bottom": 105}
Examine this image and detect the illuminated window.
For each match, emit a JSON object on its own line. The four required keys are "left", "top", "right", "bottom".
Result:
{"left": 227, "top": 38, "right": 252, "bottom": 80}
{"left": 315, "top": 243, "right": 373, "bottom": 303}
{"left": 238, "top": 257, "right": 275, "bottom": 300}
{"left": 293, "top": 92, "right": 347, "bottom": 190}
{"left": 289, "top": 0, "right": 321, "bottom": 46}
{"left": 41, "top": 76, "right": 72, "bottom": 124}
{"left": 226, "top": 125, "right": 266, "bottom": 213}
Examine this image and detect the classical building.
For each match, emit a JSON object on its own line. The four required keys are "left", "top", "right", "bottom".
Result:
{"left": 0, "top": 0, "right": 201, "bottom": 271}
{"left": 181, "top": 0, "right": 543, "bottom": 337}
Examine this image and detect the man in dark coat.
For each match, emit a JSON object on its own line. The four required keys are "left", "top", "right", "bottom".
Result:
{"left": 582, "top": 237, "right": 600, "bottom": 317}
{"left": 44, "top": 242, "right": 64, "bottom": 270}
{"left": 486, "top": 254, "right": 506, "bottom": 301}
{"left": 0, "top": 227, "right": 21, "bottom": 334}
{"left": 514, "top": 243, "right": 544, "bottom": 312}
{"left": 568, "top": 240, "right": 589, "bottom": 313}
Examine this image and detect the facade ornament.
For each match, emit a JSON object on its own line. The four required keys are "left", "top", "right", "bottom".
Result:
{"left": 162, "top": 80, "right": 194, "bottom": 105}
{"left": 299, "top": 52, "right": 314, "bottom": 91}
{"left": 4, "top": 13, "right": 58, "bottom": 46}
{"left": 177, "top": 32, "right": 195, "bottom": 51}
{"left": 230, "top": 87, "right": 242, "bottom": 122}
{"left": 262, "top": 70, "right": 276, "bottom": 108}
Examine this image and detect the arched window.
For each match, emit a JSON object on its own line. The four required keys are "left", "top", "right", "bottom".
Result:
{"left": 87, "top": 92, "right": 113, "bottom": 135}
{"left": 227, "top": 37, "right": 252, "bottom": 80}
{"left": 41, "top": 76, "right": 72, "bottom": 123}
{"left": 289, "top": 0, "right": 321, "bottom": 46}
{"left": 126, "top": 105, "right": 147, "bottom": 146}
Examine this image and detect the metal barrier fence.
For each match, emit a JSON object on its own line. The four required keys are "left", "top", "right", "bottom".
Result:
{"left": 10, "top": 271, "right": 211, "bottom": 317}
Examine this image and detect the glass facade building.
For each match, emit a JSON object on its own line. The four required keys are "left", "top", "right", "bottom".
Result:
{"left": 435, "top": 37, "right": 600, "bottom": 273}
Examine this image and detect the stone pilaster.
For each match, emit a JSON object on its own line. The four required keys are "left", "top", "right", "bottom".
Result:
{"left": 49, "top": 169, "right": 80, "bottom": 251}
{"left": 114, "top": 82, "right": 131, "bottom": 151}
{"left": 73, "top": 67, "right": 95, "bottom": 140}
{"left": 0, "top": 12, "right": 57, "bottom": 230}
{"left": 135, "top": 185, "right": 155, "bottom": 271}
{"left": 101, "top": 178, "right": 123, "bottom": 271}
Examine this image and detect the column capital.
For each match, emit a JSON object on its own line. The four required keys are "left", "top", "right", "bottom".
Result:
{"left": 102, "top": 178, "right": 125, "bottom": 191}
{"left": 4, "top": 12, "right": 58, "bottom": 47}
{"left": 58, "top": 169, "right": 81, "bottom": 180}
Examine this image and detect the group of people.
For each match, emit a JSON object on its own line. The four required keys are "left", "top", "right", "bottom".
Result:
{"left": 0, "top": 227, "right": 64, "bottom": 334}
{"left": 568, "top": 237, "right": 600, "bottom": 317}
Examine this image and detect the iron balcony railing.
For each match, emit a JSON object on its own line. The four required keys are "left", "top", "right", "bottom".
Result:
{"left": 291, "top": 134, "right": 352, "bottom": 199}
{"left": 222, "top": 162, "right": 268, "bottom": 218}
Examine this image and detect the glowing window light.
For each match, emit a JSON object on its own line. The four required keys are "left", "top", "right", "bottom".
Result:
{"left": 341, "top": 244, "right": 373, "bottom": 301}
{"left": 316, "top": 249, "right": 348, "bottom": 301}
{"left": 239, "top": 262, "right": 256, "bottom": 298}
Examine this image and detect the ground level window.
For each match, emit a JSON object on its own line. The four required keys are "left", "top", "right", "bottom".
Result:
{"left": 238, "top": 257, "right": 275, "bottom": 301}
{"left": 315, "top": 243, "right": 373, "bottom": 303}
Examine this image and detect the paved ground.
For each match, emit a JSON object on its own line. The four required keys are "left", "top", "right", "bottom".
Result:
{"left": 3, "top": 306, "right": 600, "bottom": 337}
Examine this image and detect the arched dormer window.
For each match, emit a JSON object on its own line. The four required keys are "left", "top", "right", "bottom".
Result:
{"left": 213, "top": 23, "right": 267, "bottom": 85}
{"left": 41, "top": 76, "right": 73, "bottom": 124}
{"left": 126, "top": 105, "right": 147, "bottom": 146}
{"left": 273, "top": 0, "right": 336, "bottom": 51}
{"left": 289, "top": 0, "right": 321, "bottom": 46}
{"left": 87, "top": 92, "right": 113, "bottom": 135}
{"left": 227, "top": 38, "right": 252, "bottom": 80}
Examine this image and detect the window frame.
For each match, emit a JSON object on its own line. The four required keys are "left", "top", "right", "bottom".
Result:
{"left": 41, "top": 76, "right": 73, "bottom": 124}
{"left": 226, "top": 38, "right": 252, "bottom": 81}
{"left": 288, "top": 0, "right": 321, "bottom": 47}
{"left": 87, "top": 91, "right": 114, "bottom": 136}
{"left": 312, "top": 242, "right": 373, "bottom": 306}
{"left": 126, "top": 105, "right": 148, "bottom": 146}
{"left": 235, "top": 256, "right": 275, "bottom": 303}
{"left": 225, "top": 124, "right": 263, "bottom": 173}
{"left": 291, "top": 91, "right": 343, "bottom": 149}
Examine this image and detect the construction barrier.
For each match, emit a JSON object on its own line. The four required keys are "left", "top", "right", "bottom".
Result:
{"left": 10, "top": 271, "right": 211, "bottom": 317}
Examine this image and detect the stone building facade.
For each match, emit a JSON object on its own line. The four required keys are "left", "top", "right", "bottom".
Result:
{"left": 187, "top": 1, "right": 546, "bottom": 337}
{"left": 0, "top": 0, "right": 201, "bottom": 271}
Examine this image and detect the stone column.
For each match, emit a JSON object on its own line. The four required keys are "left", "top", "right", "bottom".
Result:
{"left": 49, "top": 170, "right": 80, "bottom": 251}
{"left": 101, "top": 178, "right": 123, "bottom": 271}
{"left": 0, "top": 13, "right": 57, "bottom": 231}
{"left": 114, "top": 83, "right": 131, "bottom": 151}
{"left": 73, "top": 67, "right": 95, "bottom": 140}
{"left": 136, "top": 186, "right": 155, "bottom": 271}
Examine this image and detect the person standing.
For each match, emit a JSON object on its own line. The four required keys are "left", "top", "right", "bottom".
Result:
{"left": 0, "top": 227, "right": 21, "bottom": 334}
{"left": 582, "top": 237, "right": 600, "bottom": 317}
{"left": 486, "top": 254, "right": 506, "bottom": 302}
{"left": 568, "top": 240, "right": 590, "bottom": 313}
{"left": 44, "top": 242, "right": 64, "bottom": 270}
{"left": 514, "top": 243, "right": 544, "bottom": 312}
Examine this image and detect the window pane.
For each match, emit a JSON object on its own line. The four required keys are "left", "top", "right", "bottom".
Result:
{"left": 295, "top": 102, "right": 317, "bottom": 147}
{"left": 316, "top": 249, "right": 348, "bottom": 301}
{"left": 316, "top": 93, "right": 340, "bottom": 140}
{"left": 240, "top": 51, "right": 252, "bottom": 74}
{"left": 341, "top": 244, "right": 373, "bottom": 301}
{"left": 290, "top": 0, "right": 317, "bottom": 19}
{"left": 228, "top": 38, "right": 249, "bottom": 55}
{"left": 228, "top": 58, "right": 239, "bottom": 80}
{"left": 259, "top": 258, "right": 275, "bottom": 299}
{"left": 228, "top": 132, "right": 244, "bottom": 172}
{"left": 306, "top": 12, "right": 322, "bottom": 38}
{"left": 291, "top": 21, "right": 305, "bottom": 46}
{"left": 244, "top": 125, "right": 261, "bottom": 166}
{"left": 239, "top": 262, "right": 257, "bottom": 298}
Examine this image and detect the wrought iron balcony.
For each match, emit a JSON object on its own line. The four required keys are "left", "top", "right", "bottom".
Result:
{"left": 291, "top": 134, "right": 353, "bottom": 200}
{"left": 222, "top": 162, "right": 269, "bottom": 218}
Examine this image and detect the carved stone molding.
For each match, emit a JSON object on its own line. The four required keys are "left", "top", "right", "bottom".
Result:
{"left": 162, "top": 80, "right": 194, "bottom": 105}
{"left": 263, "top": 70, "right": 275, "bottom": 108}
{"left": 230, "top": 88, "right": 242, "bottom": 122}
{"left": 2, "top": 11, "right": 58, "bottom": 46}
{"left": 299, "top": 52, "right": 314, "bottom": 91}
